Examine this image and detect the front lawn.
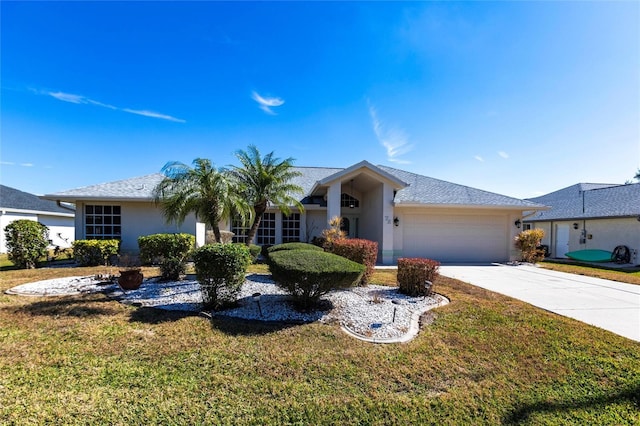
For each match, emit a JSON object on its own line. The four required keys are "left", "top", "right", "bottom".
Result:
{"left": 540, "top": 260, "right": 640, "bottom": 286}
{"left": 0, "top": 266, "right": 638, "bottom": 424}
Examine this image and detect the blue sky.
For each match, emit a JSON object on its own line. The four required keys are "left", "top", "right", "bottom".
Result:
{"left": 1, "top": 1, "right": 638, "bottom": 199}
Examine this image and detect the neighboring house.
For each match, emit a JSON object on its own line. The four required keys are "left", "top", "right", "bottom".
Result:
{"left": 43, "top": 161, "right": 546, "bottom": 264}
{"left": 524, "top": 183, "right": 640, "bottom": 262}
{"left": 0, "top": 185, "right": 75, "bottom": 253}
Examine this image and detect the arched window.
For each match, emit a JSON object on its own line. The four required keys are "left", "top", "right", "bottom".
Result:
{"left": 341, "top": 193, "right": 359, "bottom": 208}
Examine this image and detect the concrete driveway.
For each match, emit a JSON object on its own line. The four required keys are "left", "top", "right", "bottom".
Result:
{"left": 439, "top": 263, "right": 640, "bottom": 342}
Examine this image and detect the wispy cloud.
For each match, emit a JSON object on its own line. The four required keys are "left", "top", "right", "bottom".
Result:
{"left": 1, "top": 161, "right": 15, "bottom": 166}
{"left": 498, "top": 151, "right": 509, "bottom": 159}
{"left": 474, "top": 155, "right": 484, "bottom": 162}
{"left": 42, "top": 90, "right": 185, "bottom": 123}
{"left": 122, "top": 108, "right": 186, "bottom": 123}
{"left": 251, "top": 91, "right": 284, "bottom": 115}
{"left": 20, "top": 163, "right": 34, "bottom": 167}
{"left": 368, "top": 102, "right": 413, "bottom": 164}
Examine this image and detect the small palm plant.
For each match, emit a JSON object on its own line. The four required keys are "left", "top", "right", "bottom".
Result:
{"left": 153, "top": 158, "right": 251, "bottom": 243}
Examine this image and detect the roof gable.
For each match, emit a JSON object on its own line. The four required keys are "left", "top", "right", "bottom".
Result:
{"left": 0, "top": 185, "right": 75, "bottom": 215}
{"left": 314, "top": 161, "right": 408, "bottom": 189}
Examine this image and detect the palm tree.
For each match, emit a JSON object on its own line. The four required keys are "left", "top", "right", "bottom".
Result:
{"left": 230, "top": 145, "right": 304, "bottom": 245}
{"left": 153, "top": 158, "right": 250, "bottom": 242}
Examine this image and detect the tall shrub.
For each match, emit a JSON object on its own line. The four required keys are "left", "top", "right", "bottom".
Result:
{"left": 397, "top": 257, "right": 440, "bottom": 297}
{"left": 515, "top": 229, "right": 546, "bottom": 263}
{"left": 73, "top": 240, "right": 120, "bottom": 266}
{"left": 4, "top": 220, "right": 49, "bottom": 269}
{"left": 329, "top": 239, "right": 378, "bottom": 285}
{"left": 193, "top": 244, "right": 251, "bottom": 310}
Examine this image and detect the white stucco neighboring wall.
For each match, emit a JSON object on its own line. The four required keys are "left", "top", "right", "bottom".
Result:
{"left": 530, "top": 218, "right": 640, "bottom": 262}
{"left": 0, "top": 211, "right": 74, "bottom": 253}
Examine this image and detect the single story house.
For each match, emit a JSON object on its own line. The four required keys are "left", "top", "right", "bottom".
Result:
{"left": 43, "top": 161, "right": 546, "bottom": 264}
{"left": 0, "top": 185, "right": 75, "bottom": 253}
{"left": 524, "top": 183, "right": 640, "bottom": 262}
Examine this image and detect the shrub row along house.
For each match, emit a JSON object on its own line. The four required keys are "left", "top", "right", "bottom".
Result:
{"left": 43, "top": 161, "right": 545, "bottom": 264}
{"left": 524, "top": 182, "right": 640, "bottom": 262}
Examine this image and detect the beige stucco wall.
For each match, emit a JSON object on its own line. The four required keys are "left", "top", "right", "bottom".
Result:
{"left": 304, "top": 210, "right": 327, "bottom": 243}
{"left": 530, "top": 218, "right": 640, "bottom": 261}
{"left": 75, "top": 201, "right": 198, "bottom": 253}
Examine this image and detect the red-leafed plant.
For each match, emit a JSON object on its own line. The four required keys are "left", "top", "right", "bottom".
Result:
{"left": 397, "top": 257, "right": 440, "bottom": 296}
{"left": 329, "top": 238, "right": 378, "bottom": 285}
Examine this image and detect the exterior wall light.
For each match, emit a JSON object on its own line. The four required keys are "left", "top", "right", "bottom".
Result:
{"left": 394, "top": 217, "right": 400, "bottom": 227}
{"left": 514, "top": 219, "right": 521, "bottom": 228}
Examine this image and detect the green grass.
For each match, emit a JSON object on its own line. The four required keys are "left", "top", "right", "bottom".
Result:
{"left": 0, "top": 265, "right": 639, "bottom": 424}
{"left": 540, "top": 260, "right": 640, "bottom": 285}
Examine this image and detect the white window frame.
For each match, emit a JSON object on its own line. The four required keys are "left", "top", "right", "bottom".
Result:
{"left": 85, "top": 205, "right": 121, "bottom": 240}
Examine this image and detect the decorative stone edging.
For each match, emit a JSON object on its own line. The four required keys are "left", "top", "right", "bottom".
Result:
{"left": 340, "top": 295, "right": 450, "bottom": 344}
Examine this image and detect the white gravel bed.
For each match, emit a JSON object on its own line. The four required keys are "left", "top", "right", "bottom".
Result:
{"left": 6, "top": 274, "right": 448, "bottom": 341}
{"left": 5, "top": 276, "right": 109, "bottom": 296}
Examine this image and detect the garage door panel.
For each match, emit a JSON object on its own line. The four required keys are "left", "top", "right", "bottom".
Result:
{"left": 403, "top": 214, "right": 507, "bottom": 262}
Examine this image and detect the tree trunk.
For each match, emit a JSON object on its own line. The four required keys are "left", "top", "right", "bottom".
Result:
{"left": 212, "top": 225, "right": 222, "bottom": 243}
{"left": 246, "top": 201, "right": 267, "bottom": 245}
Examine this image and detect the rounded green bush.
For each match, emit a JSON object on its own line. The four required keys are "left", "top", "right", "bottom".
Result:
{"left": 267, "top": 242, "right": 324, "bottom": 254}
{"left": 4, "top": 219, "right": 49, "bottom": 269}
{"left": 233, "top": 243, "right": 261, "bottom": 263}
{"left": 268, "top": 250, "right": 365, "bottom": 309}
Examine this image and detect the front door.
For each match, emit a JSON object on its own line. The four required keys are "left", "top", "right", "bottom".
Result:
{"left": 341, "top": 215, "right": 359, "bottom": 238}
{"left": 555, "top": 224, "right": 570, "bottom": 258}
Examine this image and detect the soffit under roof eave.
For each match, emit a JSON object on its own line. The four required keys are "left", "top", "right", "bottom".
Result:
{"left": 41, "top": 195, "right": 156, "bottom": 203}
{"left": 0, "top": 207, "right": 75, "bottom": 218}
{"left": 525, "top": 214, "right": 639, "bottom": 222}
{"left": 393, "top": 203, "right": 549, "bottom": 211}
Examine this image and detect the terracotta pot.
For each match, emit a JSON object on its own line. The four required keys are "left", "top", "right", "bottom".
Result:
{"left": 118, "top": 269, "right": 143, "bottom": 290}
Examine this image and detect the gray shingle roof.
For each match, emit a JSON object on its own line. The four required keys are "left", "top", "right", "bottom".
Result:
{"left": 43, "top": 163, "right": 543, "bottom": 209}
{"left": 379, "top": 165, "right": 544, "bottom": 208}
{"left": 44, "top": 174, "right": 165, "bottom": 201}
{"left": 0, "top": 185, "right": 75, "bottom": 214}
{"left": 525, "top": 183, "right": 640, "bottom": 221}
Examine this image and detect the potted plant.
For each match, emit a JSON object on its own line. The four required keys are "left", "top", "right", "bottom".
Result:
{"left": 118, "top": 254, "right": 143, "bottom": 290}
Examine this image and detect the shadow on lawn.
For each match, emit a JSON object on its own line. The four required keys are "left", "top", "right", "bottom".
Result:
{"left": 12, "top": 296, "right": 118, "bottom": 317}
{"left": 128, "top": 306, "right": 199, "bottom": 324}
{"left": 209, "top": 315, "right": 303, "bottom": 336}
{"left": 503, "top": 382, "right": 640, "bottom": 424}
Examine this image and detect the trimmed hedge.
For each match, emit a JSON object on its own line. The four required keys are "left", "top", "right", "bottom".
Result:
{"left": 73, "top": 239, "right": 120, "bottom": 266}
{"left": 397, "top": 257, "right": 440, "bottom": 297}
{"left": 266, "top": 242, "right": 324, "bottom": 254}
{"left": 138, "top": 233, "right": 195, "bottom": 281}
{"left": 193, "top": 243, "right": 251, "bottom": 310}
{"left": 329, "top": 239, "right": 378, "bottom": 285}
{"left": 268, "top": 250, "right": 365, "bottom": 309}
{"left": 138, "top": 233, "right": 195, "bottom": 265}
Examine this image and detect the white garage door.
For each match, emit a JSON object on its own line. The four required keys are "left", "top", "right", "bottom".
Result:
{"left": 402, "top": 213, "right": 508, "bottom": 263}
